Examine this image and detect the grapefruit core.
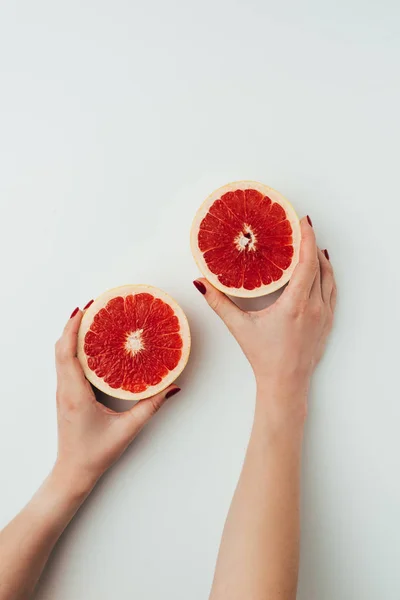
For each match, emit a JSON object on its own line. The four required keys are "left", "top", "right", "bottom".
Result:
{"left": 191, "top": 181, "right": 301, "bottom": 298}
{"left": 77, "top": 285, "right": 191, "bottom": 401}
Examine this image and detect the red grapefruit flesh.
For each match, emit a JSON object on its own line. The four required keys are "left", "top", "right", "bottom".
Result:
{"left": 77, "top": 285, "right": 191, "bottom": 401}
{"left": 191, "top": 181, "right": 301, "bottom": 298}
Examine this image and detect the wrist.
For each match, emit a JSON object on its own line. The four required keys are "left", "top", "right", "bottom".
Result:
{"left": 49, "top": 461, "right": 97, "bottom": 504}
{"left": 254, "top": 377, "right": 309, "bottom": 437}
{"left": 255, "top": 373, "right": 310, "bottom": 397}
{"left": 24, "top": 466, "right": 95, "bottom": 537}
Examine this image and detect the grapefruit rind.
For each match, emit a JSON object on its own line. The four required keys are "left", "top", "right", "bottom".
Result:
{"left": 190, "top": 181, "right": 301, "bottom": 298}
{"left": 77, "top": 284, "right": 191, "bottom": 401}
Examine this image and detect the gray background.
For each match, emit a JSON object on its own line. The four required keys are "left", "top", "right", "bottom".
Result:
{"left": 0, "top": 1, "right": 399, "bottom": 599}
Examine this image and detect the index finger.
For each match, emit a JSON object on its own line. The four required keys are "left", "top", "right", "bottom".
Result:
{"left": 285, "top": 216, "right": 318, "bottom": 301}
{"left": 55, "top": 308, "right": 85, "bottom": 379}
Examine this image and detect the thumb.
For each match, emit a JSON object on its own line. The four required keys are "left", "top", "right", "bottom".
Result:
{"left": 55, "top": 308, "right": 86, "bottom": 383}
{"left": 120, "top": 386, "right": 181, "bottom": 439}
{"left": 193, "top": 278, "right": 243, "bottom": 331}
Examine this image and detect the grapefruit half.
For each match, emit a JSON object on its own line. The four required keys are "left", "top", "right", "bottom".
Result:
{"left": 77, "top": 285, "right": 191, "bottom": 401}
{"left": 191, "top": 181, "right": 301, "bottom": 298}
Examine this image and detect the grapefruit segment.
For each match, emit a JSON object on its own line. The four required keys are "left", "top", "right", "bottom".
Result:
{"left": 191, "top": 181, "right": 301, "bottom": 297}
{"left": 77, "top": 285, "right": 190, "bottom": 401}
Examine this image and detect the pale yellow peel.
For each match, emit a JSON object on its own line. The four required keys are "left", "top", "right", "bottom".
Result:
{"left": 77, "top": 285, "right": 191, "bottom": 401}
{"left": 190, "top": 181, "right": 301, "bottom": 298}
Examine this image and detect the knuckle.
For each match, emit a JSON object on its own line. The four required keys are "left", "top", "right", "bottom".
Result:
{"left": 56, "top": 384, "right": 75, "bottom": 409}
{"left": 209, "top": 294, "right": 221, "bottom": 313}
{"left": 209, "top": 295, "right": 234, "bottom": 326}
{"left": 310, "top": 303, "right": 323, "bottom": 321}
{"left": 324, "top": 265, "right": 334, "bottom": 280}
{"left": 55, "top": 338, "right": 62, "bottom": 357}
{"left": 287, "top": 305, "right": 300, "bottom": 319}
{"left": 326, "top": 259, "right": 334, "bottom": 273}
{"left": 56, "top": 389, "right": 62, "bottom": 405}
{"left": 55, "top": 339, "right": 69, "bottom": 364}
{"left": 323, "top": 314, "right": 333, "bottom": 336}
{"left": 286, "top": 297, "right": 306, "bottom": 318}
{"left": 57, "top": 391, "right": 74, "bottom": 410}
{"left": 149, "top": 396, "right": 163, "bottom": 415}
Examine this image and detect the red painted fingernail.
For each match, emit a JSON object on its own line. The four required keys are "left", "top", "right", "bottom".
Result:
{"left": 166, "top": 387, "right": 181, "bottom": 399}
{"left": 193, "top": 280, "right": 206, "bottom": 295}
{"left": 324, "top": 249, "right": 330, "bottom": 260}
{"left": 83, "top": 299, "right": 94, "bottom": 310}
{"left": 307, "top": 215, "right": 313, "bottom": 227}
{"left": 70, "top": 307, "right": 79, "bottom": 319}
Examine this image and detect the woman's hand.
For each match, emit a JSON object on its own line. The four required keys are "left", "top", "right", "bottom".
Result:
{"left": 0, "top": 306, "right": 180, "bottom": 600}
{"left": 207, "top": 217, "right": 336, "bottom": 600}
{"left": 194, "top": 216, "right": 336, "bottom": 429}
{"left": 54, "top": 308, "right": 180, "bottom": 493}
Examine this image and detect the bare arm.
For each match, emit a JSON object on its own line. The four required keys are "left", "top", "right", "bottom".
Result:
{"left": 209, "top": 390, "right": 304, "bottom": 600}
{"left": 194, "top": 217, "right": 336, "bottom": 600}
{"left": 0, "top": 468, "right": 91, "bottom": 600}
{"left": 0, "top": 308, "right": 180, "bottom": 600}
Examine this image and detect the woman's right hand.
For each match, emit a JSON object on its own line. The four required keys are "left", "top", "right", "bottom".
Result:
{"left": 193, "top": 217, "right": 336, "bottom": 429}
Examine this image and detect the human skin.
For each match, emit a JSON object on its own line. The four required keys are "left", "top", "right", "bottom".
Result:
{"left": 193, "top": 216, "right": 336, "bottom": 600}
{"left": 0, "top": 310, "right": 180, "bottom": 600}
{"left": 0, "top": 216, "right": 335, "bottom": 600}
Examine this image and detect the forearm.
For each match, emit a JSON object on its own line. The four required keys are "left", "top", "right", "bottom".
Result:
{"left": 209, "top": 384, "right": 305, "bottom": 600}
{"left": 0, "top": 466, "right": 93, "bottom": 600}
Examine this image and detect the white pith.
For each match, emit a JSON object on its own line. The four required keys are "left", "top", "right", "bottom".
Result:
{"left": 125, "top": 329, "right": 144, "bottom": 355}
{"left": 190, "top": 180, "right": 301, "bottom": 298}
{"left": 77, "top": 285, "right": 191, "bottom": 401}
{"left": 235, "top": 225, "right": 256, "bottom": 251}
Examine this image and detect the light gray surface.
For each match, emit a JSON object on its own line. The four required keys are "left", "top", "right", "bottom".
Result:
{"left": 0, "top": 1, "right": 399, "bottom": 599}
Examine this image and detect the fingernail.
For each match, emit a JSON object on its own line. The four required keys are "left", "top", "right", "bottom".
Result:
{"left": 166, "top": 387, "right": 181, "bottom": 399}
{"left": 70, "top": 307, "right": 79, "bottom": 319}
{"left": 83, "top": 299, "right": 94, "bottom": 310}
{"left": 324, "top": 249, "right": 330, "bottom": 260}
{"left": 307, "top": 215, "right": 313, "bottom": 227}
{"left": 193, "top": 280, "right": 206, "bottom": 295}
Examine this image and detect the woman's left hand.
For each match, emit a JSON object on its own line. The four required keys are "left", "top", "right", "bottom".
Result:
{"left": 54, "top": 308, "right": 180, "bottom": 492}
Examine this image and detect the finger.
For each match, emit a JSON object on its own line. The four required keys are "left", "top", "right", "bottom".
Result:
{"left": 121, "top": 385, "right": 181, "bottom": 438}
{"left": 310, "top": 249, "right": 322, "bottom": 301}
{"left": 286, "top": 216, "right": 318, "bottom": 301}
{"left": 193, "top": 278, "right": 243, "bottom": 332}
{"left": 318, "top": 248, "right": 335, "bottom": 305}
{"left": 322, "top": 249, "right": 337, "bottom": 312}
{"left": 331, "top": 283, "right": 337, "bottom": 312}
{"left": 55, "top": 308, "right": 85, "bottom": 380}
